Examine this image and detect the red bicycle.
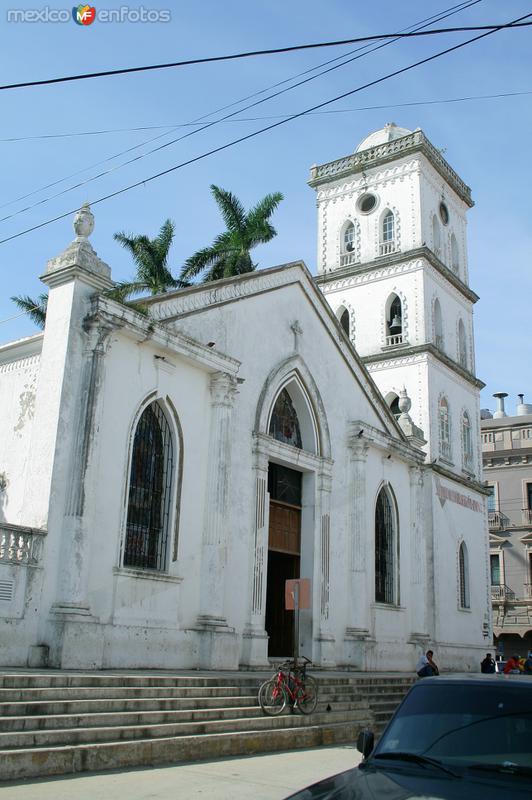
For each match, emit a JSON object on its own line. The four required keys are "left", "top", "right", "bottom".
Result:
{"left": 258, "top": 656, "right": 318, "bottom": 716}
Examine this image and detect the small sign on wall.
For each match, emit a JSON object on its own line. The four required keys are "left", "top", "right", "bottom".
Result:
{"left": 285, "top": 578, "right": 311, "bottom": 610}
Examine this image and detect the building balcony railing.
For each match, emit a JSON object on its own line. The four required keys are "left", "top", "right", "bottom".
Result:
{"left": 491, "top": 584, "right": 515, "bottom": 601}
{"left": 384, "top": 333, "right": 406, "bottom": 347}
{"left": 488, "top": 511, "right": 505, "bottom": 530}
{"left": 522, "top": 509, "right": 532, "bottom": 526}
{"left": 379, "top": 241, "right": 396, "bottom": 256}
{"left": 340, "top": 252, "right": 358, "bottom": 267}
{"left": 0, "top": 523, "right": 46, "bottom": 566}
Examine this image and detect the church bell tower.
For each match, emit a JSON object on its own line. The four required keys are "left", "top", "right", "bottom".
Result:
{"left": 310, "top": 123, "right": 483, "bottom": 478}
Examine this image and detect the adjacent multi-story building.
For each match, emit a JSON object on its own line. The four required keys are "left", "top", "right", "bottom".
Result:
{"left": 482, "top": 393, "right": 532, "bottom": 656}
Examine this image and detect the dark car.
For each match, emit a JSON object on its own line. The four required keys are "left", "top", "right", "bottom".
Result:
{"left": 286, "top": 674, "right": 532, "bottom": 799}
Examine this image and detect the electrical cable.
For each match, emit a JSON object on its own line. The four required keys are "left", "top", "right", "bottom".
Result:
{"left": 0, "top": 0, "right": 481, "bottom": 214}
{"left": 1, "top": 21, "right": 530, "bottom": 92}
{"left": 3, "top": 89, "right": 531, "bottom": 142}
{"left": 0, "top": 2, "right": 489, "bottom": 222}
{"left": 1, "top": 10, "right": 530, "bottom": 246}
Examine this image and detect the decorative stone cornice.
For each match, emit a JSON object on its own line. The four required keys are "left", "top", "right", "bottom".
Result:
{"left": 348, "top": 421, "right": 425, "bottom": 467}
{"left": 430, "top": 461, "right": 489, "bottom": 495}
{"left": 316, "top": 246, "right": 478, "bottom": 305}
{"left": 308, "top": 130, "right": 473, "bottom": 207}
{"left": 86, "top": 295, "right": 240, "bottom": 376}
{"left": 363, "top": 342, "right": 485, "bottom": 390}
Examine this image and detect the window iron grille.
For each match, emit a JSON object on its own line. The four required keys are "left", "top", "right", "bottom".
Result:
{"left": 124, "top": 402, "right": 174, "bottom": 571}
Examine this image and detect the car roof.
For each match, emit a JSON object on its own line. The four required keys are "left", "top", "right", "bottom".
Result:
{"left": 417, "top": 673, "right": 532, "bottom": 686}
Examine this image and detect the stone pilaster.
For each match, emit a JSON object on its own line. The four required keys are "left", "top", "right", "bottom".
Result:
{"left": 408, "top": 466, "right": 430, "bottom": 648}
{"left": 241, "top": 436, "right": 270, "bottom": 666}
{"left": 344, "top": 438, "right": 371, "bottom": 666}
{"left": 314, "top": 467, "right": 336, "bottom": 667}
{"left": 196, "top": 371, "right": 239, "bottom": 667}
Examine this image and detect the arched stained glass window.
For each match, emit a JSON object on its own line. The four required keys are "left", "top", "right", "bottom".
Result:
{"left": 375, "top": 488, "right": 396, "bottom": 604}
{"left": 269, "top": 388, "right": 303, "bottom": 449}
{"left": 459, "top": 541, "right": 470, "bottom": 609}
{"left": 124, "top": 402, "right": 174, "bottom": 571}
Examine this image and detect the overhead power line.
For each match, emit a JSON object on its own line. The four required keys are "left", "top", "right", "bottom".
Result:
{"left": 3, "top": 90, "right": 531, "bottom": 141}
{"left": 2, "top": 10, "right": 529, "bottom": 246}
{"left": 1, "top": 21, "right": 530, "bottom": 91}
{"left": 0, "top": 0, "right": 482, "bottom": 220}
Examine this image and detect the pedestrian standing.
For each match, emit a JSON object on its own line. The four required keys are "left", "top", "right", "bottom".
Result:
{"left": 480, "top": 653, "right": 496, "bottom": 674}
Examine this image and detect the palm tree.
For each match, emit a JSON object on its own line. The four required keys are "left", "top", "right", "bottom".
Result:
{"left": 11, "top": 292, "right": 48, "bottom": 329}
{"left": 110, "top": 218, "right": 188, "bottom": 303}
{"left": 180, "top": 185, "right": 283, "bottom": 283}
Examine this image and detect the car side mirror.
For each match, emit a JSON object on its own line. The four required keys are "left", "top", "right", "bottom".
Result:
{"left": 357, "top": 729, "right": 375, "bottom": 759}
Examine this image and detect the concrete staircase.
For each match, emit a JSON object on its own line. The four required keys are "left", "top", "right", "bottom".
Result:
{"left": 0, "top": 671, "right": 414, "bottom": 781}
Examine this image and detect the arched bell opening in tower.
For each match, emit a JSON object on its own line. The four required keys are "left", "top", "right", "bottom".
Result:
{"left": 388, "top": 296, "right": 403, "bottom": 335}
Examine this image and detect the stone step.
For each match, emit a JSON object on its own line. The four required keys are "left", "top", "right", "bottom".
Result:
{"left": 0, "top": 682, "right": 365, "bottom": 703}
{"left": 0, "top": 707, "right": 368, "bottom": 749}
{"left": 0, "top": 698, "right": 365, "bottom": 732}
{"left": 0, "top": 689, "right": 371, "bottom": 719}
{"left": 0, "top": 719, "right": 361, "bottom": 782}
{"left": 0, "top": 672, "right": 415, "bottom": 689}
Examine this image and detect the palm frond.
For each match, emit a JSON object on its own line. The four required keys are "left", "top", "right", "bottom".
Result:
{"left": 11, "top": 293, "right": 48, "bottom": 329}
{"left": 211, "top": 185, "right": 246, "bottom": 234}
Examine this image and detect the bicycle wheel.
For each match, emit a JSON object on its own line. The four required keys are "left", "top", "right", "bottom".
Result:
{"left": 295, "top": 674, "right": 318, "bottom": 714}
{"left": 258, "top": 678, "right": 288, "bottom": 716}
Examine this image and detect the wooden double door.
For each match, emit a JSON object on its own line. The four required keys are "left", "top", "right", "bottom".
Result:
{"left": 265, "top": 463, "right": 302, "bottom": 657}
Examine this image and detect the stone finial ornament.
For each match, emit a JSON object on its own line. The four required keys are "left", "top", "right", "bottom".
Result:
{"left": 73, "top": 203, "right": 95, "bottom": 240}
{"left": 396, "top": 387, "right": 427, "bottom": 450}
{"left": 398, "top": 387, "right": 412, "bottom": 417}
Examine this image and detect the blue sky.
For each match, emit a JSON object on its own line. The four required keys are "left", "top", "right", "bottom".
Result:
{"left": 0, "top": 0, "right": 530, "bottom": 411}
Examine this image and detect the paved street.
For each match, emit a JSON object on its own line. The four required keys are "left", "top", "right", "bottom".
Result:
{"left": 0, "top": 745, "right": 361, "bottom": 799}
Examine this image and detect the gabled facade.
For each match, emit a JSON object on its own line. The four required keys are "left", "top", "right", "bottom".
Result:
{"left": 0, "top": 128, "right": 492, "bottom": 672}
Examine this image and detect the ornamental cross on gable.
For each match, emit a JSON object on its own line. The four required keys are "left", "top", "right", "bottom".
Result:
{"left": 290, "top": 320, "right": 303, "bottom": 351}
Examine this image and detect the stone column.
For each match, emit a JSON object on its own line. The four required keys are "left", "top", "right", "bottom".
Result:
{"left": 197, "top": 371, "right": 239, "bottom": 667}
{"left": 241, "top": 436, "right": 270, "bottom": 666}
{"left": 344, "top": 438, "right": 371, "bottom": 666}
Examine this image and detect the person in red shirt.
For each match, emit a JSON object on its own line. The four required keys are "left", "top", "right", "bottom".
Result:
{"left": 503, "top": 654, "right": 521, "bottom": 674}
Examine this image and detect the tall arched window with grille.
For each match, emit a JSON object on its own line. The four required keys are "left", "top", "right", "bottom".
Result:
{"left": 450, "top": 233, "right": 459, "bottom": 273}
{"left": 375, "top": 487, "right": 397, "bottom": 604}
{"left": 458, "top": 319, "right": 468, "bottom": 369}
{"left": 380, "top": 210, "right": 395, "bottom": 255}
{"left": 459, "top": 541, "right": 470, "bottom": 609}
{"left": 439, "top": 396, "right": 451, "bottom": 460}
{"left": 462, "top": 410, "right": 473, "bottom": 471}
{"left": 433, "top": 298, "right": 444, "bottom": 351}
{"left": 124, "top": 401, "right": 175, "bottom": 571}
{"left": 432, "top": 215, "right": 441, "bottom": 257}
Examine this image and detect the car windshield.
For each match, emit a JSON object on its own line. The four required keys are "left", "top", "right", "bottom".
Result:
{"left": 374, "top": 682, "right": 532, "bottom": 771}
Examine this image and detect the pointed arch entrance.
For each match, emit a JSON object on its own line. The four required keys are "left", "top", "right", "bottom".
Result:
{"left": 245, "top": 358, "right": 334, "bottom": 666}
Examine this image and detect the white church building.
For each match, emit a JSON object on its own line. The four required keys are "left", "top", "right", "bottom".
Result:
{"left": 0, "top": 124, "right": 491, "bottom": 671}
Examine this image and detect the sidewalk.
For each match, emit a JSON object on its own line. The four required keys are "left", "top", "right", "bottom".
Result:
{"left": 1, "top": 745, "right": 362, "bottom": 800}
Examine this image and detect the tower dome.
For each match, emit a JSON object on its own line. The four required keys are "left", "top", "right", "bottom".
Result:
{"left": 355, "top": 122, "right": 413, "bottom": 153}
